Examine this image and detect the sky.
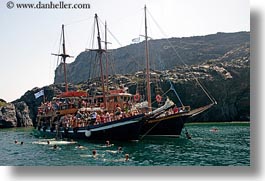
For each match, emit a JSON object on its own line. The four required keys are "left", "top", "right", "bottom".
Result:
{"left": 0, "top": 0, "right": 250, "bottom": 102}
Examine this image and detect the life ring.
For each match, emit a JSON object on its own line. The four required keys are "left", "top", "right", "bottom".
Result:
{"left": 85, "top": 130, "right": 91, "bottom": 137}
{"left": 134, "top": 93, "right": 140, "bottom": 102}
{"left": 156, "top": 94, "right": 162, "bottom": 103}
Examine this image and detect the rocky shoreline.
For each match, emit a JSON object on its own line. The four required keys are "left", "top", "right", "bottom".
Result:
{"left": 0, "top": 100, "right": 32, "bottom": 128}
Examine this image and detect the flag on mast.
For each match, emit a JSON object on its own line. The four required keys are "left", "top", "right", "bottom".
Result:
{"left": 34, "top": 90, "right": 44, "bottom": 99}
{"left": 132, "top": 37, "right": 140, "bottom": 43}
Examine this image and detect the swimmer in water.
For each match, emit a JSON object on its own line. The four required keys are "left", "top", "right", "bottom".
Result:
{"left": 125, "top": 154, "right": 129, "bottom": 161}
{"left": 118, "top": 147, "right": 122, "bottom": 153}
{"left": 14, "top": 140, "right": 18, "bottom": 144}
{"left": 47, "top": 141, "right": 50, "bottom": 145}
{"left": 210, "top": 128, "right": 218, "bottom": 132}
{"left": 20, "top": 141, "right": 24, "bottom": 145}
{"left": 92, "top": 150, "right": 97, "bottom": 158}
{"left": 76, "top": 144, "right": 86, "bottom": 150}
{"left": 105, "top": 140, "right": 114, "bottom": 147}
{"left": 185, "top": 131, "right": 192, "bottom": 139}
{"left": 106, "top": 146, "right": 123, "bottom": 154}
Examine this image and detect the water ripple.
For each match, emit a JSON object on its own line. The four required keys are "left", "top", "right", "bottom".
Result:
{"left": 0, "top": 123, "right": 250, "bottom": 166}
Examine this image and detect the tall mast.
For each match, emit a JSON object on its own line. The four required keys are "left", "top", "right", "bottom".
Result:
{"left": 52, "top": 24, "right": 71, "bottom": 92}
{"left": 144, "top": 5, "right": 152, "bottom": 112}
{"left": 105, "top": 21, "right": 109, "bottom": 94}
{"left": 95, "top": 14, "right": 107, "bottom": 108}
{"left": 62, "top": 24, "right": 68, "bottom": 92}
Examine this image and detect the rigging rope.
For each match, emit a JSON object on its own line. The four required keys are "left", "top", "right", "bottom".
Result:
{"left": 168, "top": 81, "right": 184, "bottom": 107}
{"left": 147, "top": 9, "right": 217, "bottom": 105}
{"left": 140, "top": 120, "right": 161, "bottom": 140}
{"left": 57, "top": 29, "right": 63, "bottom": 67}
{"left": 195, "top": 78, "right": 217, "bottom": 104}
{"left": 97, "top": 17, "right": 148, "bottom": 81}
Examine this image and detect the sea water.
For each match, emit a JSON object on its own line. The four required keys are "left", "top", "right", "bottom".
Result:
{"left": 0, "top": 122, "right": 250, "bottom": 166}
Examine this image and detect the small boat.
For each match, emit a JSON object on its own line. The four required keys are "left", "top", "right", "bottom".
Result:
{"left": 36, "top": 15, "right": 145, "bottom": 141}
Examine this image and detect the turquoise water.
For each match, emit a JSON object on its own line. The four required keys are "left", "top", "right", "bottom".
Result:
{"left": 0, "top": 122, "right": 250, "bottom": 166}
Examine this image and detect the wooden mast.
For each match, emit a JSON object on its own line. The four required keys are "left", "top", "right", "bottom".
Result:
{"left": 62, "top": 24, "right": 68, "bottom": 92}
{"left": 95, "top": 14, "right": 107, "bottom": 108}
{"left": 105, "top": 21, "right": 109, "bottom": 95}
{"left": 52, "top": 24, "right": 71, "bottom": 93}
{"left": 144, "top": 5, "right": 152, "bottom": 112}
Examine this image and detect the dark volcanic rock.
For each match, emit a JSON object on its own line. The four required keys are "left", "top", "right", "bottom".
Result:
{"left": 0, "top": 103, "right": 17, "bottom": 128}
{"left": 14, "top": 31, "right": 249, "bottom": 124}
{"left": 0, "top": 99, "right": 33, "bottom": 128}
{"left": 54, "top": 31, "right": 250, "bottom": 84}
{"left": 14, "top": 101, "right": 33, "bottom": 127}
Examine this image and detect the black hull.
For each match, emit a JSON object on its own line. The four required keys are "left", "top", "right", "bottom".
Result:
{"left": 36, "top": 114, "right": 144, "bottom": 141}
{"left": 141, "top": 114, "right": 189, "bottom": 137}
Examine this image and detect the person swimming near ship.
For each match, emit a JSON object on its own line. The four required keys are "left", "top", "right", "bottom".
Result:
{"left": 106, "top": 146, "right": 123, "bottom": 154}
{"left": 76, "top": 144, "right": 87, "bottom": 150}
{"left": 125, "top": 154, "right": 129, "bottom": 161}
{"left": 118, "top": 147, "right": 122, "bottom": 153}
{"left": 106, "top": 140, "right": 110, "bottom": 147}
{"left": 210, "top": 128, "right": 218, "bottom": 132}
{"left": 185, "top": 130, "right": 192, "bottom": 139}
{"left": 51, "top": 144, "right": 61, "bottom": 150}
{"left": 14, "top": 140, "right": 23, "bottom": 145}
{"left": 105, "top": 140, "right": 114, "bottom": 147}
{"left": 92, "top": 149, "right": 97, "bottom": 158}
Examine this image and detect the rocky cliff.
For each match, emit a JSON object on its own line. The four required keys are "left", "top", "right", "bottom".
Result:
{"left": 0, "top": 99, "right": 33, "bottom": 128}
{"left": 12, "top": 31, "right": 249, "bottom": 126}
{"left": 54, "top": 31, "right": 249, "bottom": 84}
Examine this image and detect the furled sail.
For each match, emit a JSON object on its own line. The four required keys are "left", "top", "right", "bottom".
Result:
{"left": 148, "top": 98, "right": 175, "bottom": 117}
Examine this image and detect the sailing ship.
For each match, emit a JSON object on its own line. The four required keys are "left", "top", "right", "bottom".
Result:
{"left": 36, "top": 14, "right": 145, "bottom": 141}
{"left": 138, "top": 6, "right": 216, "bottom": 138}
{"left": 36, "top": 7, "right": 216, "bottom": 140}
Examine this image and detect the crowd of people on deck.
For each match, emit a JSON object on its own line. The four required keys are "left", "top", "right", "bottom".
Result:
{"left": 37, "top": 98, "right": 88, "bottom": 115}
{"left": 37, "top": 96, "right": 144, "bottom": 128}
{"left": 37, "top": 96, "right": 189, "bottom": 129}
{"left": 57, "top": 104, "right": 141, "bottom": 128}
